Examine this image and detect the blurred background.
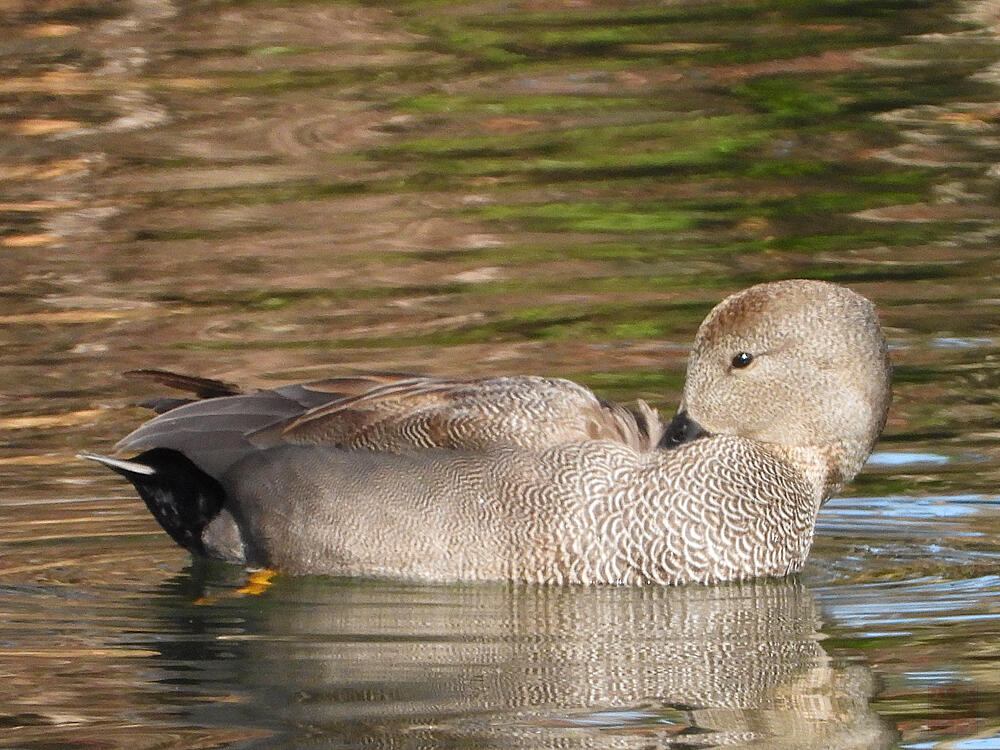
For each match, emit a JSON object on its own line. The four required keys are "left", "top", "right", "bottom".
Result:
{"left": 3, "top": 0, "right": 1000, "bottom": 748}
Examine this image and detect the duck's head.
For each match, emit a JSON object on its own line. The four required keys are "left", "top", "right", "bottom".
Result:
{"left": 665, "top": 279, "right": 892, "bottom": 500}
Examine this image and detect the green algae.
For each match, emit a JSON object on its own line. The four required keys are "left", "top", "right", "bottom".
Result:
{"left": 394, "top": 93, "right": 644, "bottom": 115}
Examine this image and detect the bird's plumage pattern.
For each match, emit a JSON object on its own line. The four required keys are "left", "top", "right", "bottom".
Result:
{"left": 87, "top": 279, "right": 892, "bottom": 585}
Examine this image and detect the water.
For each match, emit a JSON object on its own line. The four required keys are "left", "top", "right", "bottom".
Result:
{"left": 3, "top": 0, "right": 1000, "bottom": 747}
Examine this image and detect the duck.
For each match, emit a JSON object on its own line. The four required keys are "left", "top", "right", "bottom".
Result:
{"left": 82, "top": 279, "right": 891, "bottom": 585}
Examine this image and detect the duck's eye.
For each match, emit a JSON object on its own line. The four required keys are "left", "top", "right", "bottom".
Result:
{"left": 731, "top": 352, "right": 754, "bottom": 369}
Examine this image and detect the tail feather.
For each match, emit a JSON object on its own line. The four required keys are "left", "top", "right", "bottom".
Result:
{"left": 80, "top": 449, "right": 227, "bottom": 555}
{"left": 124, "top": 369, "right": 242, "bottom": 399}
{"left": 79, "top": 453, "right": 158, "bottom": 476}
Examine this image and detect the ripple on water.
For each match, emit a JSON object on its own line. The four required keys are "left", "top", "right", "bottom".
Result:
{"left": 818, "top": 495, "right": 1000, "bottom": 544}
{"left": 4, "top": 0, "right": 1000, "bottom": 747}
{"left": 814, "top": 575, "right": 1000, "bottom": 646}
{"left": 868, "top": 451, "right": 952, "bottom": 466}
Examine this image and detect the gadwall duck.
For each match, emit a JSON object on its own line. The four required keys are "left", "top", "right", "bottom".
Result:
{"left": 83, "top": 279, "right": 891, "bottom": 585}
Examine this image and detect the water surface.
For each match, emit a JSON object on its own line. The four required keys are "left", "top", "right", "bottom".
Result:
{"left": 3, "top": 0, "right": 1000, "bottom": 747}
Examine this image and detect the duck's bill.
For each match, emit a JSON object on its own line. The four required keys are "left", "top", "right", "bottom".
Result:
{"left": 659, "top": 410, "right": 708, "bottom": 449}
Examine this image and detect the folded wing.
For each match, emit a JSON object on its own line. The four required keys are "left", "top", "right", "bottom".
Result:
{"left": 116, "top": 372, "right": 665, "bottom": 479}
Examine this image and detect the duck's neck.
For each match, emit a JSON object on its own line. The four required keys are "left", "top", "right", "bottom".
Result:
{"left": 766, "top": 440, "right": 862, "bottom": 508}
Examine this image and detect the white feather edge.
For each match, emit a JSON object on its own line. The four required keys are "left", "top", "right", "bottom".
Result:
{"left": 77, "top": 452, "right": 157, "bottom": 476}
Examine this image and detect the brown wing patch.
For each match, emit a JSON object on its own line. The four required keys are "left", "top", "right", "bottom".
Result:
{"left": 249, "top": 377, "right": 476, "bottom": 447}
{"left": 250, "top": 375, "right": 665, "bottom": 454}
{"left": 294, "top": 372, "right": 422, "bottom": 398}
{"left": 121, "top": 369, "right": 665, "bottom": 454}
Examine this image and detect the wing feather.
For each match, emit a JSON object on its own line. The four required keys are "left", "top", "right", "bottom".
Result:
{"left": 115, "top": 372, "right": 665, "bottom": 479}
{"left": 251, "top": 375, "right": 664, "bottom": 453}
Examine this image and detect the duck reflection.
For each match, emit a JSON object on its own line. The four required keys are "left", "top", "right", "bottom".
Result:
{"left": 145, "top": 570, "right": 894, "bottom": 749}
